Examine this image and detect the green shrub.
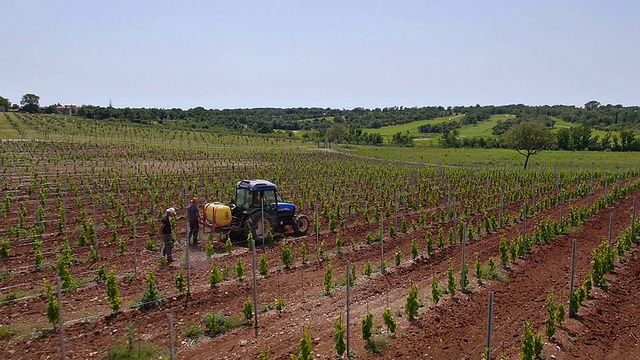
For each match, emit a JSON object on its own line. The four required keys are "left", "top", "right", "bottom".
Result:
{"left": 175, "top": 269, "right": 187, "bottom": 294}
{"left": 243, "top": 298, "right": 254, "bottom": 322}
{"left": 203, "top": 312, "right": 244, "bottom": 337}
{"left": 317, "top": 240, "right": 326, "bottom": 261}
{"left": 474, "top": 258, "right": 483, "bottom": 283}
{"left": 139, "top": 271, "right": 160, "bottom": 310}
{"left": 446, "top": 260, "right": 456, "bottom": 296}
{"left": 225, "top": 237, "right": 233, "bottom": 254}
{"left": 104, "top": 269, "right": 121, "bottom": 312}
{"left": 57, "top": 254, "right": 76, "bottom": 290}
{"left": 291, "top": 324, "right": 313, "bottom": 360}
{"left": 324, "top": 263, "right": 333, "bottom": 295}
{"left": 431, "top": 274, "right": 442, "bottom": 304}
{"left": 88, "top": 245, "right": 100, "bottom": 261}
{"left": 210, "top": 262, "right": 222, "bottom": 287}
{"left": 363, "top": 261, "right": 373, "bottom": 276}
{"left": 182, "top": 323, "right": 203, "bottom": 340}
{"left": 204, "top": 241, "right": 214, "bottom": 258}
{"left": 335, "top": 233, "right": 343, "bottom": 253}
{"left": 405, "top": 283, "right": 420, "bottom": 320}
{"left": 426, "top": 230, "right": 434, "bottom": 255}
{"left": 362, "top": 312, "right": 374, "bottom": 343}
{"left": 145, "top": 238, "right": 157, "bottom": 251}
{"left": 259, "top": 254, "right": 269, "bottom": 276}
{"left": 235, "top": 259, "right": 245, "bottom": 280}
{"left": 499, "top": 237, "right": 509, "bottom": 268}
{"left": 521, "top": 321, "right": 535, "bottom": 360}
{"left": 282, "top": 241, "right": 294, "bottom": 268}
{"left": 96, "top": 264, "right": 107, "bottom": 283}
{"left": 382, "top": 307, "right": 396, "bottom": 333}
{"left": 44, "top": 279, "right": 59, "bottom": 330}
{"left": 0, "top": 238, "right": 11, "bottom": 257}
{"left": 334, "top": 314, "right": 346, "bottom": 357}
{"left": 275, "top": 298, "right": 286, "bottom": 314}
{"left": 460, "top": 261, "right": 469, "bottom": 290}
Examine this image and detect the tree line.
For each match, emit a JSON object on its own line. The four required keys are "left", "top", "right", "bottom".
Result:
{"left": 3, "top": 94, "right": 638, "bottom": 146}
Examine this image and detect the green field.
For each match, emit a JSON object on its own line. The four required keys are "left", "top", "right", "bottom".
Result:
{"left": 363, "top": 114, "right": 464, "bottom": 136}
{"left": 341, "top": 144, "right": 640, "bottom": 170}
{"left": 551, "top": 117, "right": 609, "bottom": 138}
{"left": 457, "top": 114, "right": 514, "bottom": 137}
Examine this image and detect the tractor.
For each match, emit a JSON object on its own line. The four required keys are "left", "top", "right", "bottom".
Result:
{"left": 205, "top": 179, "right": 310, "bottom": 242}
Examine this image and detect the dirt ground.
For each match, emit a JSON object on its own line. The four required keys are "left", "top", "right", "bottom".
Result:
{"left": 1, "top": 177, "right": 640, "bottom": 359}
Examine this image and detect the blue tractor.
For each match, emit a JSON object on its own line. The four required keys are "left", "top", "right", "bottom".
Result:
{"left": 228, "top": 180, "right": 310, "bottom": 241}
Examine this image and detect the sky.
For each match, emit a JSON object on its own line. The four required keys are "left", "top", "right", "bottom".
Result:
{"left": 3, "top": 0, "right": 639, "bottom": 110}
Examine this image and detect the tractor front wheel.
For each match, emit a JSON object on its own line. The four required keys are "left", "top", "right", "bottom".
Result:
{"left": 293, "top": 215, "right": 310, "bottom": 235}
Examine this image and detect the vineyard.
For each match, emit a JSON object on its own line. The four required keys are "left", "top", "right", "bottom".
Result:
{"left": 1, "top": 113, "right": 640, "bottom": 359}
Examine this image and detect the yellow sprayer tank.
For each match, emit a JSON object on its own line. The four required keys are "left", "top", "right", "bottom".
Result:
{"left": 204, "top": 202, "right": 232, "bottom": 227}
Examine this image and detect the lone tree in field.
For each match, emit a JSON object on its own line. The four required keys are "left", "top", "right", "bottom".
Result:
{"left": 503, "top": 121, "right": 554, "bottom": 170}
{"left": 20, "top": 93, "right": 40, "bottom": 113}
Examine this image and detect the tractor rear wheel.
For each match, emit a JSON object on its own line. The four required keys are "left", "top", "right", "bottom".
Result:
{"left": 250, "top": 212, "right": 273, "bottom": 240}
{"left": 293, "top": 215, "right": 310, "bottom": 235}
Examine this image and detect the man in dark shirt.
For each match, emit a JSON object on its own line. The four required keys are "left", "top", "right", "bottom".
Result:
{"left": 160, "top": 207, "right": 176, "bottom": 262}
{"left": 187, "top": 198, "right": 201, "bottom": 246}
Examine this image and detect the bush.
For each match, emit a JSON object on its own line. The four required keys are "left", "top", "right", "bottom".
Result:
{"left": 362, "top": 312, "right": 374, "bottom": 343}
{"left": 175, "top": 269, "right": 186, "bottom": 294}
{"left": 106, "top": 269, "right": 122, "bottom": 312}
{"left": 411, "top": 239, "right": 419, "bottom": 260}
{"left": 44, "top": 279, "right": 59, "bottom": 330}
{"left": 431, "top": 274, "right": 442, "bottom": 304}
{"left": 225, "top": 237, "right": 233, "bottom": 254}
{"left": 144, "top": 238, "right": 156, "bottom": 251}
{"left": 259, "top": 254, "right": 269, "bottom": 276}
{"left": 425, "top": 230, "right": 434, "bottom": 255}
{"left": 0, "top": 238, "right": 11, "bottom": 257}
{"left": 499, "top": 237, "right": 509, "bottom": 268}
{"left": 204, "top": 241, "right": 214, "bottom": 258}
{"left": 203, "top": 312, "right": 244, "bottom": 337}
{"left": 210, "top": 262, "right": 222, "bottom": 287}
{"left": 474, "top": 258, "right": 483, "bottom": 283}
{"left": 446, "top": 260, "right": 456, "bottom": 296}
{"left": 139, "top": 271, "right": 161, "bottom": 310}
{"left": 292, "top": 324, "right": 313, "bottom": 360}
{"left": 334, "top": 314, "right": 346, "bottom": 357}
{"left": 88, "top": 245, "right": 100, "bottom": 261}
{"left": 363, "top": 261, "right": 373, "bottom": 276}
{"left": 275, "top": 298, "right": 286, "bottom": 314}
{"left": 235, "top": 259, "right": 245, "bottom": 280}
{"left": 243, "top": 298, "right": 254, "bottom": 322}
{"left": 57, "top": 254, "right": 75, "bottom": 290}
{"left": 382, "top": 307, "right": 396, "bottom": 334}
{"left": 324, "top": 263, "right": 333, "bottom": 295}
{"left": 405, "top": 283, "right": 420, "bottom": 321}
{"left": 282, "top": 240, "right": 294, "bottom": 268}
{"left": 182, "top": 323, "right": 203, "bottom": 340}
{"left": 96, "top": 264, "right": 107, "bottom": 283}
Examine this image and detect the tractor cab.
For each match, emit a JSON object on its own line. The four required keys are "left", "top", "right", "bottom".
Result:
{"left": 234, "top": 180, "right": 280, "bottom": 210}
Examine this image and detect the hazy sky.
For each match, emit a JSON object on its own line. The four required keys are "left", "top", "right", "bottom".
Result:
{"left": 3, "top": 1, "right": 639, "bottom": 109}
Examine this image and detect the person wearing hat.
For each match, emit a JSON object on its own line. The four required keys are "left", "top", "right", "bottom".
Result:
{"left": 187, "top": 198, "right": 202, "bottom": 247}
{"left": 160, "top": 207, "right": 176, "bottom": 262}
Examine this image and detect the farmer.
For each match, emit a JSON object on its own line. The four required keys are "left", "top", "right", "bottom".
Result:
{"left": 160, "top": 207, "right": 176, "bottom": 262}
{"left": 187, "top": 198, "right": 202, "bottom": 246}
